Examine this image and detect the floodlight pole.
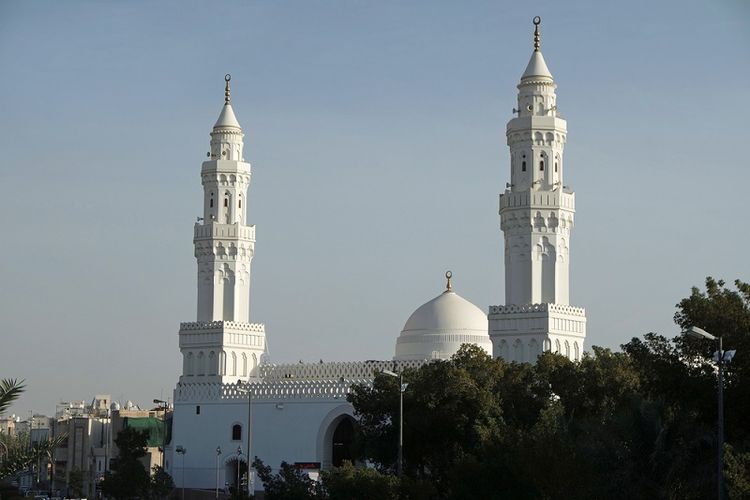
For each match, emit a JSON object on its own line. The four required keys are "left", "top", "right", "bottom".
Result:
{"left": 717, "top": 335, "right": 724, "bottom": 500}
{"left": 398, "top": 371, "right": 403, "bottom": 478}
{"left": 382, "top": 369, "right": 405, "bottom": 477}
{"left": 687, "top": 326, "right": 726, "bottom": 500}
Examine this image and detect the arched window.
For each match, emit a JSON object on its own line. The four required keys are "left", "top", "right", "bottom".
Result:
{"left": 539, "top": 160, "right": 545, "bottom": 171}
{"left": 224, "top": 198, "right": 228, "bottom": 207}
{"left": 232, "top": 424, "right": 242, "bottom": 441}
{"left": 522, "top": 161, "right": 527, "bottom": 172}
{"left": 210, "top": 198, "right": 214, "bottom": 208}
{"left": 238, "top": 198, "right": 242, "bottom": 208}
{"left": 555, "top": 162, "right": 558, "bottom": 172}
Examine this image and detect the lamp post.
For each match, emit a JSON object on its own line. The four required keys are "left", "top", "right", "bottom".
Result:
{"left": 235, "top": 445, "right": 243, "bottom": 495}
{"left": 382, "top": 369, "right": 407, "bottom": 477}
{"left": 152, "top": 399, "right": 168, "bottom": 470}
{"left": 215, "top": 446, "right": 222, "bottom": 500}
{"left": 175, "top": 445, "right": 186, "bottom": 500}
{"left": 236, "top": 384, "right": 253, "bottom": 494}
{"left": 685, "top": 325, "right": 737, "bottom": 500}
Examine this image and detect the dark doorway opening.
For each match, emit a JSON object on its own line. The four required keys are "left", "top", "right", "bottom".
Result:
{"left": 331, "top": 418, "right": 355, "bottom": 467}
{"left": 227, "top": 458, "right": 249, "bottom": 493}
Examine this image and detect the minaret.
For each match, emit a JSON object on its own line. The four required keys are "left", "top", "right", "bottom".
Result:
{"left": 488, "top": 18, "right": 586, "bottom": 363}
{"left": 177, "top": 75, "right": 266, "bottom": 383}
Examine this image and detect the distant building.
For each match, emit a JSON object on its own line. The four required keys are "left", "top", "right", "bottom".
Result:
{"left": 49, "top": 395, "right": 169, "bottom": 498}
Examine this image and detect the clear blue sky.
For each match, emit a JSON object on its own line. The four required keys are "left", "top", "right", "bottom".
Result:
{"left": 1, "top": 0, "right": 748, "bottom": 417}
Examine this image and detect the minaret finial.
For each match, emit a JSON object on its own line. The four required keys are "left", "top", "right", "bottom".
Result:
{"left": 445, "top": 270, "right": 453, "bottom": 292}
{"left": 224, "top": 74, "right": 231, "bottom": 105}
{"left": 533, "top": 16, "right": 541, "bottom": 52}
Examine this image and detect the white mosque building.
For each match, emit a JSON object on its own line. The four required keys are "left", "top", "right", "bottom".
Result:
{"left": 167, "top": 17, "right": 586, "bottom": 495}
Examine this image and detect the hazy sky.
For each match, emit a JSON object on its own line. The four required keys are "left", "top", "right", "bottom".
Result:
{"left": 1, "top": 0, "right": 748, "bottom": 418}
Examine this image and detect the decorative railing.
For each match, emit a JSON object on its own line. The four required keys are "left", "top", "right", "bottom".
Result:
{"left": 489, "top": 303, "right": 585, "bottom": 316}
{"left": 174, "top": 360, "right": 426, "bottom": 402}
{"left": 179, "top": 321, "right": 265, "bottom": 333}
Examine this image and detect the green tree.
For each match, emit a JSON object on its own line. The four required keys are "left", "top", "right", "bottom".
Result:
{"left": 252, "top": 458, "right": 321, "bottom": 500}
{"left": 101, "top": 427, "right": 151, "bottom": 499}
{"left": 320, "top": 461, "right": 399, "bottom": 500}
{"left": 67, "top": 467, "right": 84, "bottom": 498}
{"left": 0, "top": 379, "right": 24, "bottom": 416}
{"left": 0, "top": 379, "right": 66, "bottom": 483}
{"left": 149, "top": 465, "right": 174, "bottom": 499}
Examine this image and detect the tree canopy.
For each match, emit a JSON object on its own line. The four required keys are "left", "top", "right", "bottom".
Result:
{"left": 344, "top": 277, "right": 750, "bottom": 500}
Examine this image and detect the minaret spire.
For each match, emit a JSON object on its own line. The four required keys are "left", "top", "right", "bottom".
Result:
{"left": 533, "top": 16, "right": 541, "bottom": 52}
{"left": 224, "top": 74, "right": 231, "bottom": 104}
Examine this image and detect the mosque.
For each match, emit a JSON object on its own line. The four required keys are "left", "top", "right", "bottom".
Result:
{"left": 167, "top": 17, "right": 587, "bottom": 495}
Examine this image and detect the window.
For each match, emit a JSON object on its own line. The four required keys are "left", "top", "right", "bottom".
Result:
{"left": 522, "top": 161, "right": 526, "bottom": 172}
{"left": 539, "top": 160, "right": 545, "bottom": 171}
{"left": 210, "top": 198, "right": 214, "bottom": 208}
{"left": 238, "top": 199, "right": 242, "bottom": 208}
{"left": 232, "top": 424, "right": 242, "bottom": 441}
{"left": 555, "top": 162, "right": 558, "bottom": 172}
{"left": 224, "top": 198, "right": 228, "bottom": 207}
{"left": 196, "top": 405, "right": 201, "bottom": 415}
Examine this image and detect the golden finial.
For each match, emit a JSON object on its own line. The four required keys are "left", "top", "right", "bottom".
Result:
{"left": 533, "top": 16, "right": 541, "bottom": 52}
{"left": 224, "top": 74, "right": 231, "bottom": 104}
{"left": 445, "top": 270, "right": 453, "bottom": 291}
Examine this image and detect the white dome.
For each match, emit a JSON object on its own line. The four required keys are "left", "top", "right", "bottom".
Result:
{"left": 394, "top": 274, "right": 491, "bottom": 361}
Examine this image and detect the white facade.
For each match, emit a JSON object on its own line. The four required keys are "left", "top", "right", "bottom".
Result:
{"left": 170, "top": 21, "right": 589, "bottom": 492}
{"left": 488, "top": 19, "right": 587, "bottom": 362}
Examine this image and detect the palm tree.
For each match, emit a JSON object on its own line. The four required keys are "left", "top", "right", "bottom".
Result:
{"left": 0, "top": 379, "right": 25, "bottom": 416}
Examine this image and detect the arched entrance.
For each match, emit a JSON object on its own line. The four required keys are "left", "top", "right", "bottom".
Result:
{"left": 316, "top": 404, "right": 355, "bottom": 468}
{"left": 331, "top": 417, "right": 355, "bottom": 467}
{"left": 225, "top": 456, "right": 248, "bottom": 494}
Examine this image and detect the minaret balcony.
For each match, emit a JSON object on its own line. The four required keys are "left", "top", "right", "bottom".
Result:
{"left": 499, "top": 190, "right": 575, "bottom": 211}
{"left": 179, "top": 320, "right": 266, "bottom": 349}
{"left": 194, "top": 222, "right": 255, "bottom": 242}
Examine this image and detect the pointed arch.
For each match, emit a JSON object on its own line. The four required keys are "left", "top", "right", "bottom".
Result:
{"left": 500, "top": 340, "right": 509, "bottom": 360}
{"left": 197, "top": 351, "right": 205, "bottom": 376}
{"left": 185, "top": 352, "right": 194, "bottom": 376}
{"left": 513, "top": 339, "right": 524, "bottom": 363}
{"left": 208, "top": 351, "right": 216, "bottom": 375}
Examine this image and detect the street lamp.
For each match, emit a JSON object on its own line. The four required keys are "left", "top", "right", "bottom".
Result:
{"left": 685, "top": 325, "right": 737, "bottom": 500}
{"left": 175, "top": 445, "right": 186, "bottom": 500}
{"left": 215, "top": 446, "right": 222, "bottom": 500}
{"left": 235, "top": 445, "right": 243, "bottom": 495}
{"left": 382, "top": 369, "right": 408, "bottom": 477}
{"left": 153, "top": 399, "right": 168, "bottom": 470}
